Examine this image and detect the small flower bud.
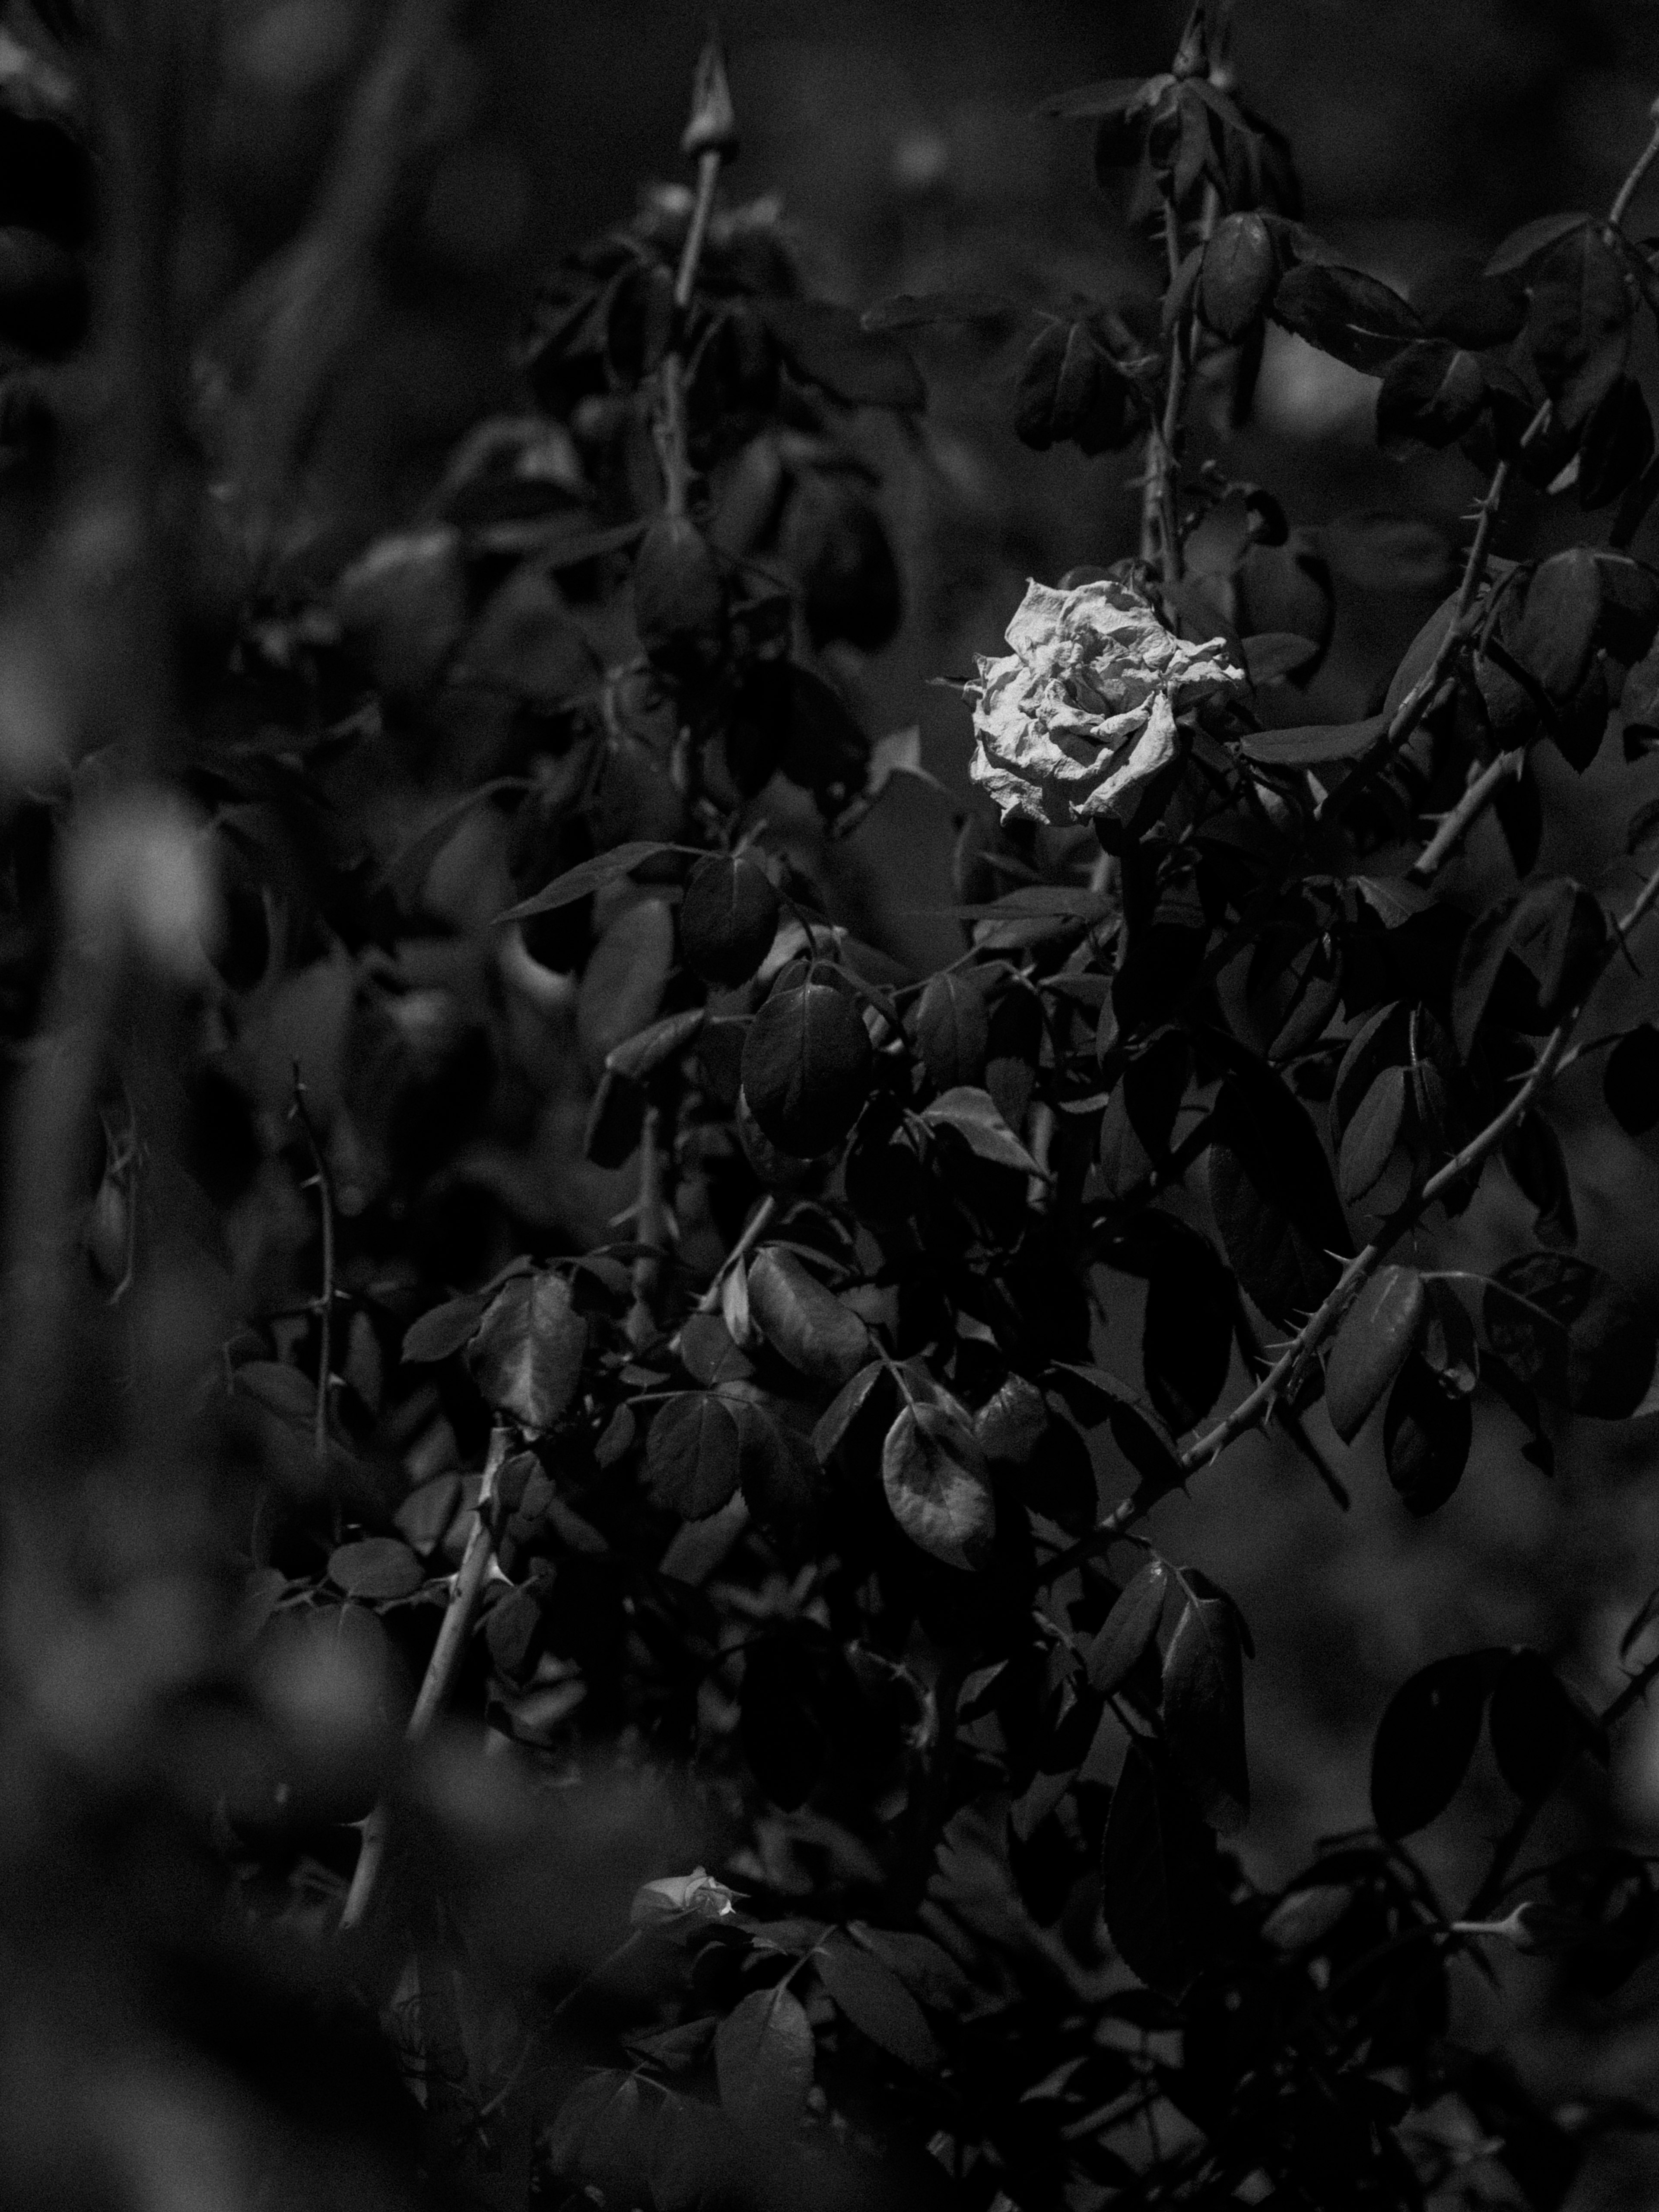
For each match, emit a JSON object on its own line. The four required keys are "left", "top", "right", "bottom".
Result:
{"left": 682, "top": 31, "right": 738, "bottom": 161}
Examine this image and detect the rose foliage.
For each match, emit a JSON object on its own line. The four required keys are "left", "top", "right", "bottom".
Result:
{"left": 10, "top": 5, "right": 1659, "bottom": 2212}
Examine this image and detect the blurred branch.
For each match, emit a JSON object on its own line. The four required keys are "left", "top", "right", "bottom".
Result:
{"left": 232, "top": 0, "right": 453, "bottom": 539}
{"left": 289, "top": 1064, "right": 336, "bottom": 1461}
{"left": 340, "top": 1424, "right": 510, "bottom": 1933}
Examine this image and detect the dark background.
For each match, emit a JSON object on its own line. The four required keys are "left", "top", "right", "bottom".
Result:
{"left": 178, "top": 0, "right": 1659, "bottom": 2156}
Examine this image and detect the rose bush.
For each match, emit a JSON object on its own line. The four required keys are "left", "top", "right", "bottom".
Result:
{"left": 967, "top": 572, "right": 1243, "bottom": 824}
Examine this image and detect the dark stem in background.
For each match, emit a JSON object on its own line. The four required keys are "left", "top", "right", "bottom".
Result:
{"left": 289, "top": 1064, "right": 337, "bottom": 1462}
{"left": 340, "top": 1425, "right": 511, "bottom": 1933}
{"left": 233, "top": 0, "right": 453, "bottom": 541}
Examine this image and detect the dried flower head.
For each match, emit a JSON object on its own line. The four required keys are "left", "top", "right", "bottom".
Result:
{"left": 967, "top": 576, "right": 1243, "bottom": 827}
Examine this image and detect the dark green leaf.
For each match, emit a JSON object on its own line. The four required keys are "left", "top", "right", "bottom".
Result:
{"left": 1489, "top": 1649, "right": 1604, "bottom": 1802}
{"left": 914, "top": 971, "right": 989, "bottom": 1091}
{"left": 1383, "top": 1353, "right": 1472, "bottom": 1514}
{"left": 680, "top": 855, "right": 780, "bottom": 986}
{"left": 746, "top": 1245, "right": 871, "bottom": 1387}
{"left": 715, "top": 1983, "right": 814, "bottom": 2135}
{"left": 922, "top": 1083, "right": 1042, "bottom": 1175}
{"left": 1162, "top": 1591, "right": 1249, "bottom": 1833}
{"left": 881, "top": 1403, "right": 996, "bottom": 1570}
{"left": 1086, "top": 1559, "right": 1169, "bottom": 1696}
{"left": 327, "top": 1537, "right": 423, "bottom": 1602}
{"left": 816, "top": 1933, "right": 942, "bottom": 2071}
{"left": 1100, "top": 1742, "right": 1218, "bottom": 1994}
{"left": 1605, "top": 1025, "right": 1659, "bottom": 1134}
{"left": 499, "top": 841, "right": 681, "bottom": 924}
{"left": 1376, "top": 339, "right": 1486, "bottom": 447}
{"left": 1483, "top": 1253, "right": 1657, "bottom": 1416}
{"left": 468, "top": 1272, "right": 588, "bottom": 1432}
{"left": 1240, "top": 711, "right": 1387, "bottom": 766}
{"left": 1370, "top": 1652, "right": 1494, "bottom": 1836}
{"left": 1271, "top": 262, "right": 1423, "bottom": 373}
{"left": 606, "top": 1006, "right": 706, "bottom": 1082}
{"left": 742, "top": 982, "right": 873, "bottom": 1157}
{"left": 1325, "top": 1265, "right": 1426, "bottom": 1442}
{"left": 1208, "top": 1063, "right": 1352, "bottom": 1325}
{"left": 647, "top": 1393, "right": 746, "bottom": 1519}
{"left": 401, "top": 1295, "right": 487, "bottom": 1365}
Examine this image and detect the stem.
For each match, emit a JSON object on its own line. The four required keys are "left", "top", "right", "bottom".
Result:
{"left": 1465, "top": 1641, "right": 1659, "bottom": 1921}
{"left": 655, "top": 148, "right": 723, "bottom": 518}
{"left": 340, "top": 1426, "right": 510, "bottom": 1933}
{"left": 1177, "top": 856, "right": 1659, "bottom": 1479}
{"left": 1142, "top": 199, "right": 1189, "bottom": 583}
{"left": 1043, "top": 854, "right": 1659, "bottom": 1565}
{"left": 1609, "top": 102, "right": 1659, "bottom": 229}
{"left": 290, "top": 1065, "right": 336, "bottom": 1460}
{"left": 1408, "top": 747, "right": 1526, "bottom": 882}
{"left": 629, "top": 1103, "right": 667, "bottom": 1346}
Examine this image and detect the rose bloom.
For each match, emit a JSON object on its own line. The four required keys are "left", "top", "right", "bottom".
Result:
{"left": 967, "top": 576, "right": 1243, "bottom": 826}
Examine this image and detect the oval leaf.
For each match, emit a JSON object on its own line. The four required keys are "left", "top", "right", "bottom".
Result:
{"left": 1086, "top": 1559, "right": 1169, "bottom": 1696}
{"left": 715, "top": 1983, "right": 814, "bottom": 2135}
{"left": 469, "top": 1271, "right": 588, "bottom": 1432}
{"left": 1325, "top": 1265, "right": 1427, "bottom": 1442}
{"left": 746, "top": 1245, "right": 871, "bottom": 1387}
{"left": 742, "top": 981, "right": 873, "bottom": 1157}
{"left": 1162, "top": 1591, "right": 1249, "bottom": 1834}
{"left": 327, "top": 1537, "right": 423, "bottom": 1602}
{"left": 816, "top": 1932, "right": 941, "bottom": 2071}
{"left": 880, "top": 1403, "right": 995, "bottom": 1570}
{"left": 1370, "top": 1651, "right": 1493, "bottom": 1838}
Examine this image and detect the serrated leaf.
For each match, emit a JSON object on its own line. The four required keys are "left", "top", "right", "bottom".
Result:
{"left": 741, "top": 981, "right": 873, "bottom": 1157}
{"left": 469, "top": 1272, "right": 588, "bottom": 1432}
{"left": 647, "top": 1393, "right": 745, "bottom": 1519}
{"left": 715, "top": 1984, "right": 814, "bottom": 2135}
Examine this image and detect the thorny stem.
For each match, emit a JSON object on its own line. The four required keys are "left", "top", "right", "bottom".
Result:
{"left": 289, "top": 1065, "right": 336, "bottom": 1461}
{"left": 1408, "top": 746, "right": 1526, "bottom": 882}
{"left": 1166, "top": 400, "right": 1551, "bottom": 1034}
{"left": 1180, "top": 857, "right": 1659, "bottom": 1473}
{"left": 1048, "top": 855, "right": 1659, "bottom": 1569}
{"left": 340, "top": 1427, "right": 511, "bottom": 1933}
{"left": 1401, "top": 108, "right": 1659, "bottom": 880}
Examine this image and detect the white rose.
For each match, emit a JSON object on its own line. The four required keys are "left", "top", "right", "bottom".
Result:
{"left": 967, "top": 576, "right": 1243, "bottom": 827}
